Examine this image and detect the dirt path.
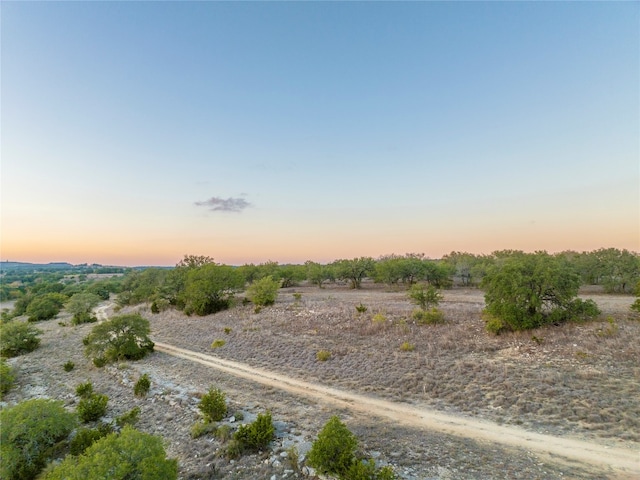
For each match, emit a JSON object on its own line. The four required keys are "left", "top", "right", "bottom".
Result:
{"left": 155, "top": 341, "right": 640, "bottom": 478}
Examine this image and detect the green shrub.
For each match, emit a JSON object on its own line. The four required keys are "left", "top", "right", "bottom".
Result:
{"left": 92, "top": 356, "right": 107, "bottom": 367}
{"left": 307, "top": 416, "right": 358, "bottom": 477}
{"left": 43, "top": 426, "right": 178, "bottom": 480}
{"left": 408, "top": 284, "right": 442, "bottom": 310}
{"left": 246, "top": 275, "right": 280, "bottom": 306}
{"left": 69, "top": 424, "right": 113, "bottom": 456}
{"left": 224, "top": 327, "right": 232, "bottom": 334}
{"left": 63, "top": 361, "right": 75, "bottom": 372}
{"left": 371, "top": 312, "right": 386, "bottom": 324}
{"left": 0, "top": 321, "right": 42, "bottom": 357}
{"left": 66, "top": 293, "right": 101, "bottom": 325}
{"left": 134, "top": 373, "right": 151, "bottom": 397}
{"left": 198, "top": 387, "right": 227, "bottom": 422}
{"left": 116, "top": 406, "right": 141, "bottom": 427}
{"left": 26, "top": 293, "right": 67, "bottom": 322}
{"left": 316, "top": 350, "right": 331, "bottom": 361}
{"left": 0, "top": 398, "right": 77, "bottom": 480}
{"left": 190, "top": 421, "right": 218, "bottom": 439}
{"left": 0, "top": 358, "right": 16, "bottom": 399}
{"left": 77, "top": 393, "right": 108, "bottom": 423}
{"left": 399, "top": 342, "right": 415, "bottom": 352}
{"left": 234, "top": 412, "right": 275, "bottom": 451}
{"left": 83, "top": 313, "right": 154, "bottom": 365}
{"left": 75, "top": 381, "right": 94, "bottom": 399}
{"left": 211, "top": 339, "right": 226, "bottom": 349}
{"left": 71, "top": 311, "right": 97, "bottom": 325}
{"left": 412, "top": 307, "right": 445, "bottom": 325}
{"left": 355, "top": 303, "right": 368, "bottom": 314}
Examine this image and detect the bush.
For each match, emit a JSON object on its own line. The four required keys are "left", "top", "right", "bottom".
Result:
{"left": 408, "top": 284, "right": 442, "bottom": 310}
{"left": 211, "top": 339, "right": 226, "bottom": 349}
{"left": 246, "top": 275, "right": 280, "bottom": 306}
{"left": 0, "top": 398, "right": 77, "bottom": 480}
{"left": 77, "top": 393, "right": 108, "bottom": 423}
{"left": 134, "top": 373, "right": 151, "bottom": 397}
{"left": 26, "top": 293, "right": 67, "bottom": 322}
{"left": 69, "top": 424, "right": 113, "bottom": 456}
{"left": 355, "top": 303, "right": 368, "bottom": 314}
{"left": 63, "top": 361, "right": 75, "bottom": 372}
{"left": 411, "top": 308, "right": 445, "bottom": 325}
{"left": 116, "top": 406, "right": 141, "bottom": 427}
{"left": 43, "top": 426, "right": 178, "bottom": 480}
{"left": 75, "top": 381, "right": 94, "bottom": 399}
{"left": 0, "top": 358, "right": 16, "bottom": 399}
{"left": 66, "top": 293, "right": 101, "bottom": 325}
{"left": 83, "top": 313, "right": 154, "bottom": 365}
{"left": 190, "top": 421, "right": 218, "bottom": 439}
{"left": 307, "top": 416, "right": 358, "bottom": 477}
{"left": 198, "top": 387, "right": 227, "bottom": 422}
{"left": 234, "top": 412, "right": 275, "bottom": 451}
{"left": 316, "top": 350, "right": 331, "bottom": 361}
{"left": 399, "top": 342, "right": 414, "bottom": 352}
{"left": 71, "top": 311, "right": 97, "bottom": 325}
{"left": 0, "top": 321, "right": 42, "bottom": 357}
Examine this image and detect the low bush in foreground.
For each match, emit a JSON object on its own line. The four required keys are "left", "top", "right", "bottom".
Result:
{"left": 0, "top": 321, "right": 42, "bottom": 358}
{"left": 234, "top": 412, "right": 275, "bottom": 451}
{"left": 0, "top": 398, "right": 77, "bottom": 480}
{"left": 43, "top": 426, "right": 177, "bottom": 480}
{"left": 198, "top": 387, "right": 227, "bottom": 422}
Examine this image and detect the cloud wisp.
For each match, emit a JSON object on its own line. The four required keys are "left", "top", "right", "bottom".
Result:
{"left": 195, "top": 196, "right": 251, "bottom": 213}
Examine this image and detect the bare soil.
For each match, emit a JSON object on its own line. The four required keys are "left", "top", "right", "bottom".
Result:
{"left": 3, "top": 284, "right": 639, "bottom": 479}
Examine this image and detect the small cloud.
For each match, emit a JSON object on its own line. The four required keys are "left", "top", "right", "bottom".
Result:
{"left": 195, "top": 196, "right": 251, "bottom": 213}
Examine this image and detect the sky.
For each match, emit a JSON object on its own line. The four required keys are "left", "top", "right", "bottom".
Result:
{"left": 1, "top": 1, "right": 638, "bottom": 267}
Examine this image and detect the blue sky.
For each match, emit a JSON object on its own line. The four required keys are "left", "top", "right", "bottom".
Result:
{"left": 1, "top": 1, "right": 638, "bottom": 266}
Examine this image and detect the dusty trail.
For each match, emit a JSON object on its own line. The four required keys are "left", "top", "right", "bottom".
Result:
{"left": 154, "top": 341, "right": 640, "bottom": 478}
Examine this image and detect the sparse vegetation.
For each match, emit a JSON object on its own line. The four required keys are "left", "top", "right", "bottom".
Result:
{"left": 316, "top": 349, "right": 331, "bottom": 361}
{"left": 400, "top": 341, "right": 415, "bottom": 352}
{"left": 355, "top": 303, "right": 368, "bottom": 314}
{"left": 198, "top": 387, "right": 227, "bottom": 422}
{"left": 190, "top": 421, "right": 218, "bottom": 439}
{"left": 63, "top": 360, "right": 75, "bottom": 372}
{"left": 211, "top": 339, "right": 226, "bottom": 349}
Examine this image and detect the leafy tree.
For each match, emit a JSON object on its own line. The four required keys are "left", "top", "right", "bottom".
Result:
{"left": 307, "top": 416, "right": 358, "bottom": 477}
{"left": 408, "top": 284, "right": 443, "bottom": 310}
{"left": 0, "top": 321, "right": 42, "bottom": 357}
{"left": 374, "top": 255, "right": 405, "bottom": 287}
{"left": 43, "top": 426, "right": 177, "bottom": 480}
{"left": 278, "top": 264, "right": 307, "bottom": 288}
{"left": 176, "top": 254, "right": 216, "bottom": 269}
{"left": 482, "top": 251, "right": 600, "bottom": 333}
{"left": 66, "top": 293, "right": 101, "bottom": 325}
{"left": 117, "top": 268, "right": 168, "bottom": 307}
{"left": 1, "top": 398, "right": 77, "bottom": 480}
{"left": 25, "top": 293, "right": 67, "bottom": 322}
{"left": 0, "top": 358, "right": 16, "bottom": 398}
{"left": 305, "top": 261, "right": 335, "bottom": 288}
{"left": 181, "top": 263, "right": 244, "bottom": 315}
{"left": 83, "top": 313, "right": 154, "bottom": 364}
{"left": 246, "top": 276, "right": 280, "bottom": 306}
{"left": 333, "top": 257, "right": 376, "bottom": 289}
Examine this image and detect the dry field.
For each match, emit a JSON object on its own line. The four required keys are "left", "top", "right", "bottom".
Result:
{"left": 3, "top": 283, "right": 639, "bottom": 479}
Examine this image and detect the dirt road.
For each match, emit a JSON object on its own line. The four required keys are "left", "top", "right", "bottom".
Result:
{"left": 154, "top": 341, "right": 640, "bottom": 478}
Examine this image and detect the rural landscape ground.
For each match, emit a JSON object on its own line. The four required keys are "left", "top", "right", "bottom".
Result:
{"left": 3, "top": 283, "right": 639, "bottom": 479}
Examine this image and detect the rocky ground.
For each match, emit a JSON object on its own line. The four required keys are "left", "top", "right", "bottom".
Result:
{"left": 2, "top": 284, "right": 639, "bottom": 479}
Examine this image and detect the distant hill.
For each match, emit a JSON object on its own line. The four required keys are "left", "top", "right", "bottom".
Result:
{"left": 0, "top": 261, "right": 131, "bottom": 274}
{"left": 1, "top": 261, "right": 75, "bottom": 271}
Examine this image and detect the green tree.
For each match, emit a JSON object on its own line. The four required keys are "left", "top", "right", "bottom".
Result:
{"left": 278, "top": 264, "right": 307, "bottom": 288}
{"left": 246, "top": 276, "right": 280, "bottom": 306}
{"left": 0, "top": 321, "right": 42, "bottom": 357}
{"left": 307, "top": 416, "right": 358, "bottom": 477}
{"left": 180, "top": 263, "right": 244, "bottom": 315}
{"left": 408, "top": 283, "right": 443, "bottom": 310}
{"left": 1, "top": 398, "right": 77, "bottom": 480}
{"left": 305, "top": 261, "right": 335, "bottom": 288}
{"left": 333, "top": 257, "right": 376, "bottom": 289}
{"left": 83, "top": 313, "right": 154, "bottom": 364}
{"left": 198, "top": 387, "right": 227, "bottom": 422}
{"left": 25, "top": 293, "right": 67, "bottom": 322}
{"left": 482, "top": 251, "right": 600, "bottom": 333}
{"left": 43, "top": 426, "right": 177, "bottom": 480}
{"left": 374, "top": 255, "right": 405, "bottom": 287}
{"left": 66, "top": 293, "right": 102, "bottom": 324}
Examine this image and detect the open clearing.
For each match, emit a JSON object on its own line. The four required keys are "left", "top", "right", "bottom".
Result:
{"left": 4, "top": 284, "right": 639, "bottom": 479}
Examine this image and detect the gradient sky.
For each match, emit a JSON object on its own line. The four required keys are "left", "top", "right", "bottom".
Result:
{"left": 1, "top": 1, "right": 638, "bottom": 266}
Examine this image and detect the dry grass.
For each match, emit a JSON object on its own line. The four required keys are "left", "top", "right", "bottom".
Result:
{"left": 144, "top": 282, "right": 640, "bottom": 448}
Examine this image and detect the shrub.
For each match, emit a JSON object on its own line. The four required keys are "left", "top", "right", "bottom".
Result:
{"left": 224, "top": 327, "right": 232, "bottom": 334}
{"left": 211, "top": 339, "right": 226, "bottom": 349}
{"left": 408, "top": 284, "right": 443, "bottom": 310}
{"left": 71, "top": 311, "right": 97, "bottom": 325}
{"left": 400, "top": 342, "right": 415, "bottom": 352}
{"left": 190, "top": 421, "right": 218, "bottom": 439}
{"left": 83, "top": 313, "right": 154, "bottom": 365}
{"left": 198, "top": 387, "right": 227, "bottom": 422}
{"left": 0, "top": 358, "right": 16, "bottom": 399}
{"left": 246, "top": 275, "right": 280, "bottom": 306}
{"left": 66, "top": 293, "right": 101, "bottom": 325}
{"left": 134, "top": 373, "right": 151, "bottom": 397}
{"left": 0, "top": 398, "right": 77, "bottom": 480}
{"left": 355, "top": 303, "right": 368, "bottom": 314}
{"left": 412, "top": 307, "right": 445, "bottom": 325}
{"left": 75, "top": 381, "right": 94, "bottom": 399}
{"left": 234, "top": 411, "right": 275, "bottom": 451}
{"left": 0, "top": 321, "right": 42, "bottom": 357}
{"left": 69, "top": 424, "right": 113, "bottom": 456}
{"left": 371, "top": 312, "right": 386, "bottom": 324}
{"left": 116, "top": 406, "right": 141, "bottom": 427}
{"left": 26, "top": 293, "right": 67, "bottom": 322}
{"left": 292, "top": 292, "right": 302, "bottom": 302}
{"left": 43, "top": 426, "right": 178, "bottom": 480}
{"left": 63, "top": 361, "right": 75, "bottom": 372}
{"left": 77, "top": 393, "right": 108, "bottom": 423}
{"left": 316, "top": 350, "right": 331, "bottom": 361}
{"left": 307, "top": 416, "right": 358, "bottom": 477}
